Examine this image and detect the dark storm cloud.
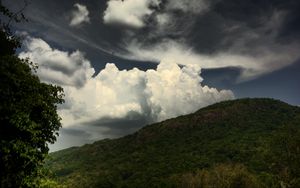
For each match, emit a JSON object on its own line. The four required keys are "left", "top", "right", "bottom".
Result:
{"left": 61, "top": 128, "right": 91, "bottom": 137}
{"left": 277, "top": 1, "right": 300, "bottom": 41}
{"left": 49, "top": 113, "right": 148, "bottom": 151}
{"left": 208, "top": 0, "right": 300, "bottom": 50}
{"left": 114, "top": 0, "right": 300, "bottom": 82}
{"left": 5, "top": 0, "right": 300, "bottom": 57}
{"left": 51, "top": 114, "right": 144, "bottom": 151}
{"left": 82, "top": 112, "right": 148, "bottom": 138}
{"left": 185, "top": 11, "right": 226, "bottom": 54}
{"left": 129, "top": 0, "right": 300, "bottom": 55}
{"left": 49, "top": 128, "right": 93, "bottom": 151}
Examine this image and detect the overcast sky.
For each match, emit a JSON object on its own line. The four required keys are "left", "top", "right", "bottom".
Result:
{"left": 3, "top": 0, "right": 300, "bottom": 151}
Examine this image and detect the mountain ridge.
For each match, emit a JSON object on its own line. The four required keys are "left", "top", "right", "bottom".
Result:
{"left": 47, "top": 98, "right": 300, "bottom": 187}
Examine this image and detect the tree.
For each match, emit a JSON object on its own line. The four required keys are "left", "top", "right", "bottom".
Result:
{"left": 0, "top": 2, "right": 64, "bottom": 187}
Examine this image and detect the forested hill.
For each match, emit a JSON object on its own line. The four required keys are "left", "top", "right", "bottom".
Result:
{"left": 47, "top": 98, "right": 300, "bottom": 188}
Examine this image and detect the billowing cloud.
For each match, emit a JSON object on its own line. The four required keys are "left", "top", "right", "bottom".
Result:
{"left": 19, "top": 36, "right": 234, "bottom": 130}
{"left": 19, "top": 36, "right": 94, "bottom": 87}
{"left": 69, "top": 3, "right": 90, "bottom": 26}
{"left": 103, "top": 0, "right": 160, "bottom": 28}
{"left": 61, "top": 61, "right": 233, "bottom": 128}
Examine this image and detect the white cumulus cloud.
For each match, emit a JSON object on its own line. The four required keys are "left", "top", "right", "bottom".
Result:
{"left": 19, "top": 36, "right": 234, "bottom": 129}
{"left": 103, "top": 0, "right": 160, "bottom": 28}
{"left": 69, "top": 3, "right": 90, "bottom": 26}
{"left": 19, "top": 36, "right": 94, "bottom": 87}
{"left": 59, "top": 61, "right": 234, "bottom": 127}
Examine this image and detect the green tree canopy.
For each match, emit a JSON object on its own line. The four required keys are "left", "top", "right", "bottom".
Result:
{"left": 0, "top": 2, "right": 64, "bottom": 187}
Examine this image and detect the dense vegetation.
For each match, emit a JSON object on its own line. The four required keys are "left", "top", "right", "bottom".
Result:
{"left": 47, "top": 98, "right": 300, "bottom": 187}
{"left": 0, "top": 2, "right": 64, "bottom": 187}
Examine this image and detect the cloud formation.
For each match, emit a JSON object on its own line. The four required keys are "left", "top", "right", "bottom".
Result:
{"left": 103, "top": 0, "right": 160, "bottom": 28}
{"left": 69, "top": 3, "right": 90, "bottom": 26}
{"left": 118, "top": 7, "right": 300, "bottom": 80}
{"left": 123, "top": 38, "right": 300, "bottom": 80}
{"left": 19, "top": 36, "right": 234, "bottom": 130}
{"left": 19, "top": 36, "right": 94, "bottom": 87}
{"left": 59, "top": 61, "right": 234, "bottom": 128}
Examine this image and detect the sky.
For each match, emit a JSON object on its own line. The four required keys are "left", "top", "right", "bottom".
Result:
{"left": 3, "top": 0, "right": 300, "bottom": 151}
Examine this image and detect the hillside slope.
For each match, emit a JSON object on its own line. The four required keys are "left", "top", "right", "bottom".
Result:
{"left": 47, "top": 98, "right": 300, "bottom": 187}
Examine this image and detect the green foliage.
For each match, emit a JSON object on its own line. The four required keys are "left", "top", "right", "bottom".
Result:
{"left": 47, "top": 98, "right": 300, "bottom": 187}
{"left": 0, "top": 2, "right": 64, "bottom": 187}
{"left": 172, "top": 163, "right": 262, "bottom": 188}
{"left": 0, "top": 56, "right": 64, "bottom": 187}
{"left": 267, "top": 120, "right": 300, "bottom": 187}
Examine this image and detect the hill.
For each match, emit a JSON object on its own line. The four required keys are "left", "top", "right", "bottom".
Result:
{"left": 46, "top": 98, "right": 300, "bottom": 187}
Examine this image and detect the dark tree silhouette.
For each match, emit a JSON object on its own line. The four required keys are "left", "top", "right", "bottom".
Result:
{"left": 0, "top": 2, "right": 64, "bottom": 187}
